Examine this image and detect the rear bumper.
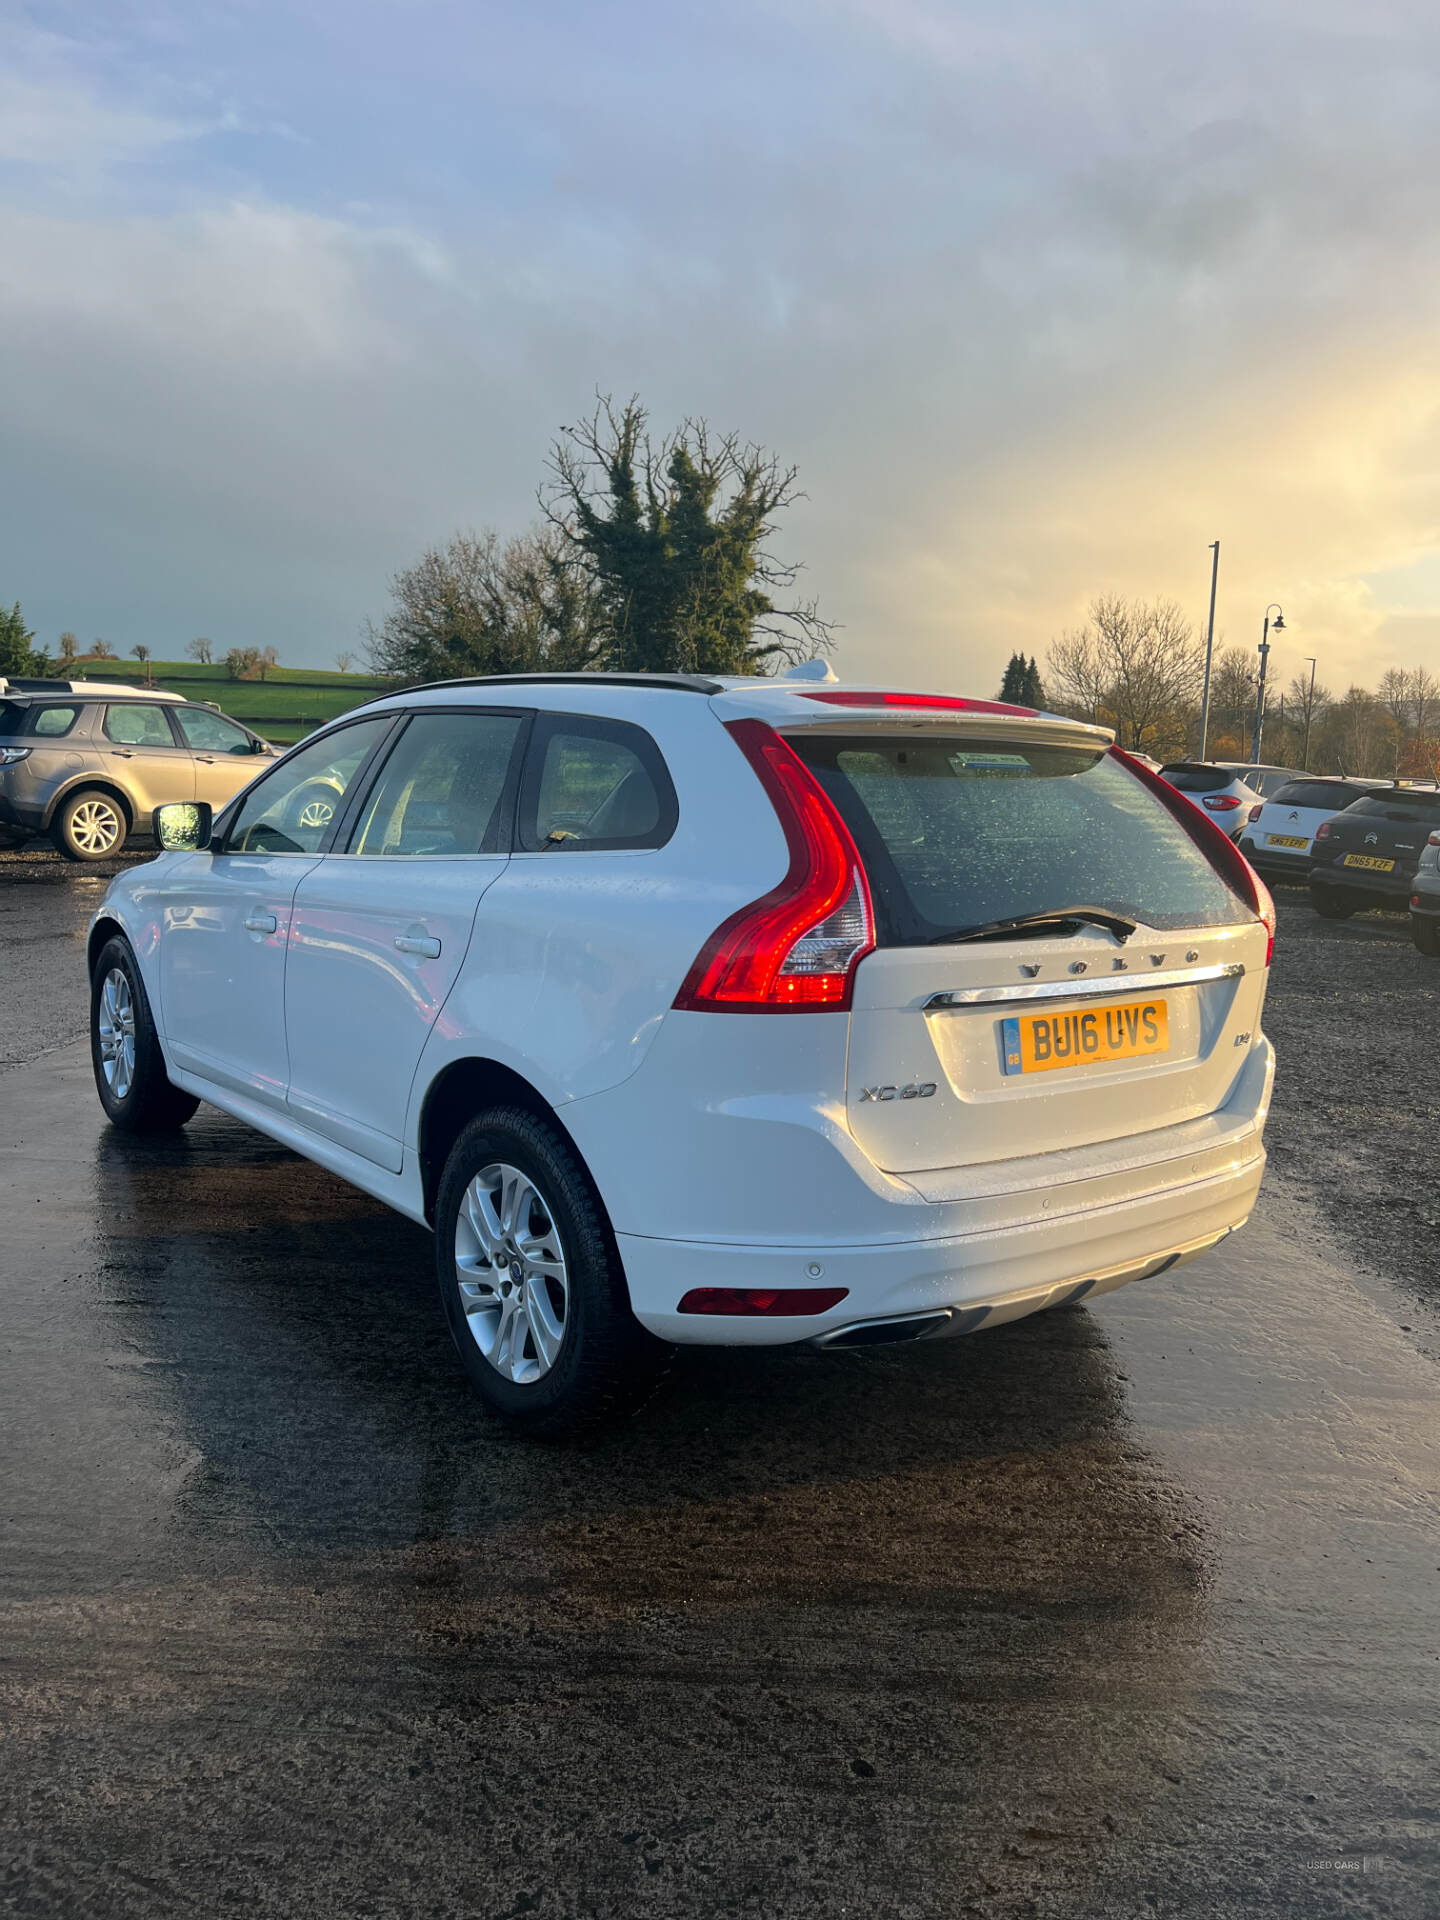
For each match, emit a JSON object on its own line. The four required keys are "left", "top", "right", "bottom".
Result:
{"left": 0, "top": 792, "right": 43, "bottom": 832}
{"left": 1239, "top": 837, "right": 1312, "bottom": 879}
{"left": 1311, "top": 864, "right": 1417, "bottom": 904}
{"left": 621, "top": 1135, "right": 1266, "bottom": 1346}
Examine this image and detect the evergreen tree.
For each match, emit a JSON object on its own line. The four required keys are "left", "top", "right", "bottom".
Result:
{"left": 0, "top": 602, "right": 45, "bottom": 678}
{"left": 1021, "top": 655, "right": 1046, "bottom": 707}
{"left": 998, "top": 652, "right": 1027, "bottom": 702}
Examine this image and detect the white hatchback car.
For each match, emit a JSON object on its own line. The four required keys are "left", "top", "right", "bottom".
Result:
{"left": 88, "top": 672, "right": 1275, "bottom": 1432}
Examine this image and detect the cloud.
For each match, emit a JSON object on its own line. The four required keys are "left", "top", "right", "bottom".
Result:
{"left": 2, "top": 0, "right": 1440, "bottom": 691}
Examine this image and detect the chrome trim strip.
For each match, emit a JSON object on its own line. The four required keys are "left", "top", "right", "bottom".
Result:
{"left": 923, "top": 961, "right": 1244, "bottom": 1010}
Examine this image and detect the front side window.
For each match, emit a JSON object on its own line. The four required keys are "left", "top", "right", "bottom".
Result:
{"left": 519, "top": 716, "right": 675, "bottom": 851}
{"left": 103, "top": 703, "right": 177, "bottom": 748}
{"left": 347, "top": 711, "right": 523, "bottom": 855}
{"left": 174, "top": 707, "right": 256, "bottom": 755}
{"left": 224, "top": 717, "right": 392, "bottom": 854}
{"left": 792, "top": 733, "right": 1247, "bottom": 942}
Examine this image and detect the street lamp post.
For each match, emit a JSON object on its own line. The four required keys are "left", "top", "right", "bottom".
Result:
{"left": 1199, "top": 540, "right": 1220, "bottom": 761}
{"left": 1301, "top": 655, "right": 1318, "bottom": 772}
{"left": 1251, "top": 604, "right": 1284, "bottom": 764}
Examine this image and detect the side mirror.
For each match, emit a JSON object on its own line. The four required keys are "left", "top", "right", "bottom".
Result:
{"left": 155, "top": 801, "right": 213, "bottom": 852}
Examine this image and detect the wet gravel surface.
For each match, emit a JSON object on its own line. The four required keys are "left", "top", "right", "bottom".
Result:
{"left": 1261, "top": 883, "right": 1440, "bottom": 1309}
{"left": 2, "top": 851, "right": 1438, "bottom": 1917}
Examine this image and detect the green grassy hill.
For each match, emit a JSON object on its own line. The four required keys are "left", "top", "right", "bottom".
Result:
{"left": 63, "top": 659, "right": 395, "bottom": 744}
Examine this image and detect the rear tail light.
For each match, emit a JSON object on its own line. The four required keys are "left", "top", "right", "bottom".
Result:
{"left": 1202, "top": 793, "right": 1242, "bottom": 812}
{"left": 673, "top": 720, "right": 875, "bottom": 1012}
{"left": 1111, "top": 746, "right": 1276, "bottom": 965}
{"left": 677, "top": 1286, "right": 849, "bottom": 1316}
{"left": 1429, "top": 832, "right": 1440, "bottom": 847}
{"left": 1247, "top": 804, "right": 1263, "bottom": 823}
{"left": 1316, "top": 821, "right": 1332, "bottom": 839}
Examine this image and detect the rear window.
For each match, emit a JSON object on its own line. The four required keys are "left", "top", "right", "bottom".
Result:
{"left": 0, "top": 700, "right": 24, "bottom": 737}
{"left": 1271, "top": 780, "right": 1368, "bottom": 810}
{"left": 791, "top": 734, "right": 1247, "bottom": 942}
{"left": 1160, "top": 764, "right": 1231, "bottom": 794}
{"left": 1343, "top": 791, "right": 1440, "bottom": 822}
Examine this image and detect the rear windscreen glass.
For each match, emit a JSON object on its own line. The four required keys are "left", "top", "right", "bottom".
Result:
{"left": 1343, "top": 792, "right": 1440, "bottom": 822}
{"left": 0, "top": 701, "right": 24, "bottom": 737}
{"left": 1272, "top": 781, "right": 1367, "bottom": 810}
{"left": 789, "top": 734, "right": 1248, "bottom": 942}
{"left": 1160, "top": 765, "right": 1230, "bottom": 794}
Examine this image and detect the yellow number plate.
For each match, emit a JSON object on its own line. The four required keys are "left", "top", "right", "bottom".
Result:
{"left": 1267, "top": 833, "right": 1309, "bottom": 848}
{"left": 1343, "top": 853, "right": 1395, "bottom": 872}
{"left": 1001, "top": 1000, "right": 1169, "bottom": 1076}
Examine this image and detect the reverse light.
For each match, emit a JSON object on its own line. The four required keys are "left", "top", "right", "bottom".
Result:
{"left": 677, "top": 1287, "right": 849, "bottom": 1316}
{"left": 1202, "top": 793, "right": 1243, "bottom": 812}
{"left": 1110, "top": 747, "right": 1276, "bottom": 966}
{"left": 801, "top": 690, "right": 1034, "bottom": 716}
{"left": 673, "top": 720, "right": 875, "bottom": 1012}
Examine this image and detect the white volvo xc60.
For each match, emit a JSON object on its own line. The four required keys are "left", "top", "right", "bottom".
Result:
{"left": 88, "top": 671, "right": 1275, "bottom": 1432}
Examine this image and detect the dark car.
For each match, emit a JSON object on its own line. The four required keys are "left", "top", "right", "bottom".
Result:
{"left": 1237, "top": 776, "right": 1386, "bottom": 882}
{"left": 1308, "top": 785, "right": 1440, "bottom": 919}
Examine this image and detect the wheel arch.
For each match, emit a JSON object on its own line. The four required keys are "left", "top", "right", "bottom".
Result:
{"left": 417, "top": 1056, "right": 594, "bottom": 1227}
{"left": 87, "top": 914, "right": 131, "bottom": 977}
{"left": 44, "top": 777, "right": 136, "bottom": 834}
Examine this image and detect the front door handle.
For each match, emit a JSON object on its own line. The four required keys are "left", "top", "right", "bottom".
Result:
{"left": 243, "top": 911, "right": 278, "bottom": 934}
{"left": 394, "top": 935, "right": 441, "bottom": 958}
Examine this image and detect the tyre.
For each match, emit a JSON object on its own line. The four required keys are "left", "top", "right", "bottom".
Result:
{"left": 1412, "top": 915, "right": 1440, "bottom": 957}
{"left": 1310, "top": 888, "right": 1354, "bottom": 920}
{"left": 90, "top": 937, "right": 200, "bottom": 1132}
{"left": 55, "top": 788, "right": 127, "bottom": 861}
{"left": 434, "top": 1106, "right": 663, "bottom": 1437}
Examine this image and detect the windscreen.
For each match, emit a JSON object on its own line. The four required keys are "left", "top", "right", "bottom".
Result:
{"left": 789, "top": 733, "right": 1247, "bottom": 943}
{"left": 1343, "top": 791, "right": 1440, "bottom": 823}
{"left": 1160, "top": 765, "right": 1231, "bottom": 794}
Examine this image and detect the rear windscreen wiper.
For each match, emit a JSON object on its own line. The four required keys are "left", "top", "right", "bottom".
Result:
{"left": 927, "top": 906, "right": 1139, "bottom": 946}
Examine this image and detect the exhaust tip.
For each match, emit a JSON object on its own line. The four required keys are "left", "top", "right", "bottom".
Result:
{"left": 814, "top": 1310, "right": 953, "bottom": 1350}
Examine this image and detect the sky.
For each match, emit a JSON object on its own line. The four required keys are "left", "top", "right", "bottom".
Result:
{"left": 3, "top": 0, "right": 1440, "bottom": 697}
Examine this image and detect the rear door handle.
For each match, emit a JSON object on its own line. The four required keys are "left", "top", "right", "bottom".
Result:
{"left": 112, "top": 749, "right": 135, "bottom": 758}
{"left": 394, "top": 935, "right": 441, "bottom": 958}
{"left": 243, "top": 912, "right": 278, "bottom": 934}
{"left": 195, "top": 755, "right": 215, "bottom": 764}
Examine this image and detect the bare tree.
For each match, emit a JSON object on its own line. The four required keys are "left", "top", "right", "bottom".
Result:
{"left": 186, "top": 637, "right": 214, "bottom": 665}
{"left": 56, "top": 631, "right": 79, "bottom": 665}
{"left": 1378, "top": 667, "right": 1410, "bottom": 736}
{"left": 335, "top": 651, "right": 354, "bottom": 673}
{"left": 1285, "top": 671, "right": 1331, "bottom": 769}
{"left": 1204, "top": 646, "right": 1256, "bottom": 756}
{"left": 1046, "top": 595, "right": 1202, "bottom": 754}
{"left": 1408, "top": 666, "right": 1439, "bottom": 740}
{"left": 89, "top": 638, "right": 114, "bottom": 659}
{"left": 1317, "top": 686, "right": 1400, "bottom": 776}
{"left": 257, "top": 644, "right": 279, "bottom": 681}
{"left": 366, "top": 524, "right": 604, "bottom": 685}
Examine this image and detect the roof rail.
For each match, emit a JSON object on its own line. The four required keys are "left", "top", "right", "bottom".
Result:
{"left": 349, "top": 669, "right": 726, "bottom": 709}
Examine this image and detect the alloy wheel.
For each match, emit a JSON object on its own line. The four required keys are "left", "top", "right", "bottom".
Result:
{"left": 71, "top": 799, "right": 121, "bottom": 855}
{"left": 98, "top": 967, "right": 137, "bottom": 1100}
{"left": 454, "top": 1161, "right": 570, "bottom": 1383}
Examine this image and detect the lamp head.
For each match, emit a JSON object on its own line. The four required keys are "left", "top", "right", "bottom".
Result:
{"left": 1272, "top": 612, "right": 1285, "bottom": 631}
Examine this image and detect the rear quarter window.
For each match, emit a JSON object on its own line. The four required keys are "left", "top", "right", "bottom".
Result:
{"left": 30, "top": 705, "right": 81, "bottom": 738}
{"left": 791, "top": 733, "right": 1247, "bottom": 942}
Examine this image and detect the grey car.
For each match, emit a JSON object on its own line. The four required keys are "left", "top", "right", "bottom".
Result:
{"left": 0, "top": 685, "right": 275, "bottom": 860}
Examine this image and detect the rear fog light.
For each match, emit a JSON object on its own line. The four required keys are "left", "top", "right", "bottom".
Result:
{"left": 677, "top": 1287, "right": 849, "bottom": 1316}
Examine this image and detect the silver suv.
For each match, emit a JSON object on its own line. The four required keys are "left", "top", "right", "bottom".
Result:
{"left": 0, "top": 684, "right": 275, "bottom": 860}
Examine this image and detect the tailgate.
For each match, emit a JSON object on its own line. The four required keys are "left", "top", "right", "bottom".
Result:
{"left": 845, "top": 922, "right": 1268, "bottom": 1173}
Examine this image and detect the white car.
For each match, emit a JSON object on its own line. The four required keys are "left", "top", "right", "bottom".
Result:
{"left": 87, "top": 671, "right": 1275, "bottom": 1433}
{"left": 1237, "top": 776, "right": 1386, "bottom": 883}
{"left": 1159, "top": 761, "right": 1299, "bottom": 839}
